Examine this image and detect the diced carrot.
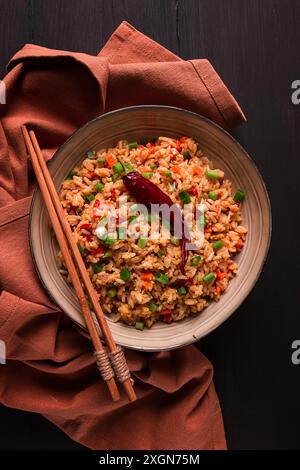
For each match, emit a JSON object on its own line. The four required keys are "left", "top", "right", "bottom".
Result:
{"left": 106, "top": 154, "right": 117, "bottom": 168}
{"left": 141, "top": 273, "right": 153, "bottom": 281}
{"left": 215, "top": 286, "right": 221, "bottom": 295}
{"left": 111, "top": 189, "right": 117, "bottom": 199}
{"left": 215, "top": 269, "right": 222, "bottom": 279}
{"left": 193, "top": 166, "right": 202, "bottom": 175}
{"left": 216, "top": 269, "right": 227, "bottom": 281}
{"left": 235, "top": 239, "right": 244, "bottom": 250}
{"left": 147, "top": 147, "right": 156, "bottom": 155}
{"left": 204, "top": 226, "right": 212, "bottom": 233}
{"left": 172, "top": 165, "right": 181, "bottom": 174}
{"left": 93, "top": 199, "right": 101, "bottom": 208}
{"left": 143, "top": 281, "right": 153, "bottom": 290}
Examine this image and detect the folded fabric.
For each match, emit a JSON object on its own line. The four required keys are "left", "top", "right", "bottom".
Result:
{"left": 0, "top": 21, "right": 245, "bottom": 450}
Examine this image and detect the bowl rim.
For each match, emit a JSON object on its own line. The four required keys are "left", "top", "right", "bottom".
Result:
{"left": 29, "top": 105, "right": 272, "bottom": 349}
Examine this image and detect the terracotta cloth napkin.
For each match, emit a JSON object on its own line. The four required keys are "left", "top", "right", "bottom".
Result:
{"left": 0, "top": 22, "right": 245, "bottom": 450}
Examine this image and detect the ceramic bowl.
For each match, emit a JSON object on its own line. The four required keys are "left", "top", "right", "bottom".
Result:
{"left": 29, "top": 105, "right": 271, "bottom": 351}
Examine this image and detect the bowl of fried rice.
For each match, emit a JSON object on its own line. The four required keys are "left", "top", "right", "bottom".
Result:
{"left": 30, "top": 106, "right": 271, "bottom": 351}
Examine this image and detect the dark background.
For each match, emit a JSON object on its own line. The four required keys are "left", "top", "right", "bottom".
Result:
{"left": 0, "top": 0, "right": 299, "bottom": 450}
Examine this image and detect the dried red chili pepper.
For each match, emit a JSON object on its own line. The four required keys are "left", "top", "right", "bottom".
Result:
{"left": 123, "top": 172, "right": 174, "bottom": 206}
{"left": 123, "top": 171, "right": 189, "bottom": 272}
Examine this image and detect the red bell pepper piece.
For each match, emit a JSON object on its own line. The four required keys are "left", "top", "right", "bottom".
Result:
{"left": 80, "top": 223, "right": 91, "bottom": 230}
{"left": 189, "top": 187, "right": 198, "bottom": 196}
{"left": 91, "top": 247, "right": 106, "bottom": 256}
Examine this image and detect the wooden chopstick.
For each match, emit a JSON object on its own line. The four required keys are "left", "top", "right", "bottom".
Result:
{"left": 22, "top": 126, "right": 120, "bottom": 402}
{"left": 24, "top": 127, "right": 136, "bottom": 402}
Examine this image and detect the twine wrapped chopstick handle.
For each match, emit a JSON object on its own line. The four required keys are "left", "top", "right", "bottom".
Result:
{"left": 94, "top": 350, "right": 116, "bottom": 381}
{"left": 109, "top": 347, "right": 133, "bottom": 383}
{"left": 96, "top": 346, "right": 132, "bottom": 384}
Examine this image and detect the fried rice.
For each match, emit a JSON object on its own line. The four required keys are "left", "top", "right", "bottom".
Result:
{"left": 58, "top": 136, "right": 247, "bottom": 329}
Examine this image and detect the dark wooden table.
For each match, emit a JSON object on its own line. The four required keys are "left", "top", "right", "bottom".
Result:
{"left": 0, "top": 0, "right": 298, "bottom": 450}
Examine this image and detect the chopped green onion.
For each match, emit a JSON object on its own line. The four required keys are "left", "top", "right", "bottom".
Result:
{"left": 154, "top": 272, "right": 169, "bottom": 284}
{"left": 234, "top": 189, "right": 246, "bottom": 202}
{"left": 130, "top": 203, "right": 139, "bottom": 213}
{"left": 157, "top": 249, "right": 165, "bottom": 258}
{"left": 213, "top": 240, "right": 223, "bottom": 250}
{"left": 124, "top": 162, "right": 134, "bottom": 172}
{"left": 162, "top": 218, "right": 171, "bottom": 231}
{"left": 93, "top": 263, "right": 103, "bottom": 273}
{"left": 103, "top": 251, "right": 112, "bottom": 258}
{"left": 141, "top": 172, "right": 153, "bottom": 179}
{"left": 147, "top": 213, "right": 152, "bottom": 224}
{"left": 148, "top": 301, "right": 157, "bottom": 313}
{"left": 150, "top": 165, "right": 156, "bottom": 170}
{"left": 88, "top": 302, "right": 93, "bottom": 310}
{"left": 203, "top": 272, "right": 216, "bottom": 284}
{"left": 128, "top": 142, "right": 138, "bottom": 150}
{"left": 135, "top": 321, "right": 145, "bottom": 330}
{"left": 205, "top": 169, "right": 219, "bottom": 180}
{"left": 113, "top": 162, "right": 124, "bottom": 173}
{"left": 117, "top": 227, "right": 127, "bottom": 240}
{"left": 98, "top": 216, "right": 108, "bottom": 226}
{"left": 97, "top": 156, "right": 106, "bottom": 165}
{"left": 107, "top": 287, "right": 117, "bottom": 298}
{"left": 87, "top": 194, "right": 95, "bottom": 202}
{"left": 120, "top": 268, "right": 131, "bottom": 281}
{"left": 170, "top": 236, "right": 180, "bottom": 246}
{"left": 179, "top": 190, "right": 191, "bottom": 204}
{"left": 112, "top": 173, "right": 120, "bottom": 182}
{"left": 102, "top": 236, "right": 115, "bottom": 245}
{"left": 183, "top": 150, "right": 191, "bottom": 160}
{"left": 199, "top": 215, "right": 207, "bottom": 227}
{"left": 165, "top": 170, "right": 172, "bottom": 177}
{"left": 137, "top": 237, "right": 148, "bottom": 249}
{"left": 77, "top": 244, "right": 85, "bottom": 255}
{"left": 191, "top": 255, "right": 202, "bottom": 266}
{"left": 129, "top": 215, "right": 138, "bottom": 224}
{"left": 86, "top": 149, "right": 95, "bottom": 158}
{"left": 66, "top": 170, "right": 76, "bottom": 180}
{"left": 95, "top": 181, "right": 104, "bottom": 192}
{"left": 208, "top": 191, "right": 218, "bottom": 201}
{"left": 177, "top": 286, "right": 187, "bottom": 296}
